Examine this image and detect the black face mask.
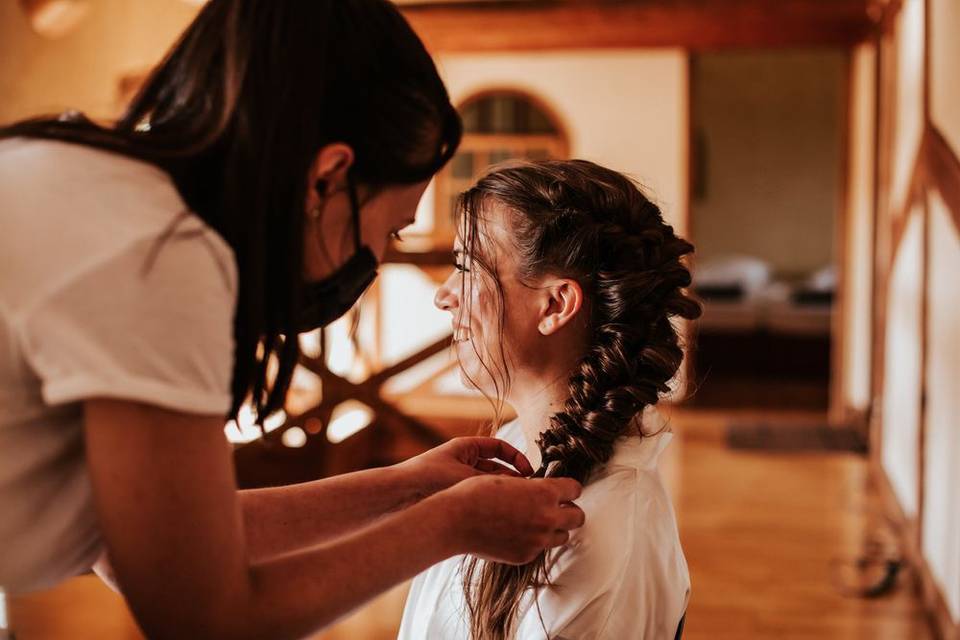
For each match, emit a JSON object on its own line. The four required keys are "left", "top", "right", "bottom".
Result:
{"left": 297, "top": 175, "right": 379, "bottom": 332}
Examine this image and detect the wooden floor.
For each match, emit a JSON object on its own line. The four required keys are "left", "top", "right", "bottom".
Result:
{"left": 7, "top": 409, "right": 933, "bottom": 639}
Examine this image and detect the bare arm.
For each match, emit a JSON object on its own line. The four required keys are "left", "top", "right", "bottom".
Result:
{"left": 240, "top": 436, "right": 534, "bottom": 562}
{"left": 84, "top": 399, "right": 583, "bottom": 640}
{"left": 239, "top": 466, "right": 416, "bottom": 562}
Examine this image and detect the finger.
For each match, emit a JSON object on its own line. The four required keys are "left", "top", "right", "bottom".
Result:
{"left": 544, "top": 477, "right": 583, "bottom": 503}
{"left": 546, "top": 530, "right": 571, "bottom": 548}
{"left": 464, "top": 437, "right": 535, "bottom": 476}
{"left": 554, "top": 503, "right": 586, "bottom": 531}
{"left": 474, "top": 459, "right": 523, "bottom": 476}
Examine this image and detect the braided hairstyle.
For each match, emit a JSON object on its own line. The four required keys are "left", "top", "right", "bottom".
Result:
{"left": 454, "top": 159, "right": 701, "bottom": 640}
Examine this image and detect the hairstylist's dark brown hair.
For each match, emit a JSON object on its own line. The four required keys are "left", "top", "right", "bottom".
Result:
{"left": 455, "top": 159, "right": 701, "bottom": 640}
{"left": 1, "top": 0, "right": 461, "bottom": 425}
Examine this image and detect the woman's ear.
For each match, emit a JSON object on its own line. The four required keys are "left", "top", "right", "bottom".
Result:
{"left": 305, "top": 143, "right": 355, "bottom": 212}
{"left": 537, "top": 278, "right": 584, "bottom": 336}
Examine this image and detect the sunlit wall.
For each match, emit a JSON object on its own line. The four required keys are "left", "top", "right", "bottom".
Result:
{"left": 434, "top": 50, "right": 689, "bottom": 235}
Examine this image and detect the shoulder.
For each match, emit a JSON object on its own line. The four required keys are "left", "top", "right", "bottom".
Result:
{"left": 545, "top": 449, "right": 686, "bottom": 598}
{"left": 0, "top": 138, "right": 235, "bottom": 314}
{"left": 0, "top": 138, "right": 182, "bottom": 213}
{"left": 549, "top": 467, "right": 643, "bottom": 579}
{"left": 522, "top": 460, "right": 689, "bottom": 638}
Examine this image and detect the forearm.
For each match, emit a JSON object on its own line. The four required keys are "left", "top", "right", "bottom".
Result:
{"left": 236, "top": 490, "right": 463, "bottom": 640}
{"left": 239, "top": 464, "right": 426, "bottom": 562}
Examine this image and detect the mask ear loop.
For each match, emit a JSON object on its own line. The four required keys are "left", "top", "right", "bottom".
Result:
{"left": 347, "top": 172, "right": 362, "bottom": 249}
{"left": 345, "top": 172, "right": 365, "bottom": 340}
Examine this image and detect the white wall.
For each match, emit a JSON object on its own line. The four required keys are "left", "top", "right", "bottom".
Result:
{"left": 690, "top": 50, "right": 844, "bottom": 277}
{"left": 922, "top": 192, "right": 960, "bottom": 622}
{"left": 881, "top": 207, "right": 924, "bottom": 517}
{"left": 435, "top": 50, "right": 689, "bottom": 235}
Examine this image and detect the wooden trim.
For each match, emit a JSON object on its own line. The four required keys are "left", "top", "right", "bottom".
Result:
{"left": 925, "top": 126, "right": 960, "bottom": 235}
{"left": 916, "top": 190, "right": 929, "bottom": 595}
{"left": 869, "top": 30, "right": 894, "bottom": 465}
{"left": 401, "top": 0, "right": 877, "bottom": 53}
{"left": 873, "top": 0, "right": 906, "bottom": 36}
{"left": 680, "top": 52, "right": 694, "bottom": 402}
{"left": 870, "top": 458, "right": 959, "bottom": 639}
{"left": 889, "top": 143, "right": 928, "bottom": 264}
{"left": 867, "top": 33, "right": 882, "bottom": 457}
{"left": 458, "top": 134, "right": 568, "bottom": 152}
{"left": 683, "top": 52, "right": 693, "bottom": 241}
{"left": 915, "top": 0, "right": 930, "bottom": 598}
{"left": 838, "top": 44, "right": 878, "bottom": 439}
{"left": 923, "top": 0, "right": 931, "bottom": 122}
{"left": 830, "top": 49, "right": 854, "bottom": 425}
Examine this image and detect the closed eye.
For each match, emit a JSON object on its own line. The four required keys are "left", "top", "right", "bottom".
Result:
{"left": 452, "top": 249, "right": 470, "bottom": 272}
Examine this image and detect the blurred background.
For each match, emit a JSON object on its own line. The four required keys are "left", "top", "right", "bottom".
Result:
{"left": 2, "top": 0, "right": 959, "bottom": 638}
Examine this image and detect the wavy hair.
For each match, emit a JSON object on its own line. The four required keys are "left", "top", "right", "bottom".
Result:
{"left": 453, "top": 159, "right": 701, "bottom": 640}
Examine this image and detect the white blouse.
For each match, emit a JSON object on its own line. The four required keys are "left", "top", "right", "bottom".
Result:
{"left": 398, "top": 420, "right": 690, "bottom": 639}
{"left": 0, "top": 139, "right": 236, "bottom": 594}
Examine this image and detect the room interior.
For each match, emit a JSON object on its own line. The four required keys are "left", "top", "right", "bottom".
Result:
{"left": 1, "top": 1, "right": 958, "bottom": 638}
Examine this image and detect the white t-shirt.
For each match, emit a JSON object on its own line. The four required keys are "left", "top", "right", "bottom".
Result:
{"left": 398, "top": 420, "right": 690, "bottom": 640}
{"left": 0, "top": 138, "right": 237, "bottom": 594}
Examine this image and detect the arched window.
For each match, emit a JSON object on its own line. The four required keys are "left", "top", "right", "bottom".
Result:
{"left": 434, "top": 90, "right": 569, "bottom": 240}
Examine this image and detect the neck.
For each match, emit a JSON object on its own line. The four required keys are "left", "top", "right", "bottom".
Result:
{"left": 508, "top": 371, "right": 570, "bottom": 470}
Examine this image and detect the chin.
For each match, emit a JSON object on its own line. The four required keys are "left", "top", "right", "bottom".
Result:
{"left": 457, "top": 367, "right": 474, "bottom": 389}
{"left": 457, "top": 363, "right": 481, "bottom": 391}
{"left": 455, "top": 342, "right": 502, "bottom": 396}
{"left": 455, "top": 359, "right": 494, "bottom": 396}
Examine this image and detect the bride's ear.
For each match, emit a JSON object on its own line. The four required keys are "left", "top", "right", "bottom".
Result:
{"left": 537, "top": 278, "right": 584, "bottom": 336}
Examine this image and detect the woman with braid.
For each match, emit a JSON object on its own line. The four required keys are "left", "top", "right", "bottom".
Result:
{"left": 399, "top": 160, "right": 702, "bottom": 640}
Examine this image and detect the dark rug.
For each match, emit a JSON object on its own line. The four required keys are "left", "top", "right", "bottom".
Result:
{"left": 726, "top": 422, "right": 867, "bottom": 453}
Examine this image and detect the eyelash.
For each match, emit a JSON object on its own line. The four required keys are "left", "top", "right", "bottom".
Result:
{"left": 390, "top": 230, "right": 403, "bottom": 243}
{"left": 453, "top": 260, "right": 469, "bottom": 273}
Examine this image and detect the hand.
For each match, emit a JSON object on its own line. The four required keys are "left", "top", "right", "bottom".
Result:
{"left": 443, "top": 474, "right": 585, "bottom": 565}
{"left": 397, "top": 437, "right": 535, "bottom": 499}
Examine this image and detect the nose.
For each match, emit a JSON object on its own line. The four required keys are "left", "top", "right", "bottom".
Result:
{"left": 434, "top": 270, "right": 459, "bottom": 312}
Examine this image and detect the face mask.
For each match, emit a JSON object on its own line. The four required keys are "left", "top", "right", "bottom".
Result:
{"left": 297, "top": 175, "right": 379, "bottom": 332}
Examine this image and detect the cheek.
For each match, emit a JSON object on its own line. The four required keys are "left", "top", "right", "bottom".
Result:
{"left": 467, "top": 281, "right": 497, "bottom": 347}
{"left": 454, "top": 280, "right": 500, "bottom": 372}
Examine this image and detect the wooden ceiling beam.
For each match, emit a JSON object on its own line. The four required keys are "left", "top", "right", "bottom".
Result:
{"left": 400, "top": 0, "right": 879, "bottom": 52}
